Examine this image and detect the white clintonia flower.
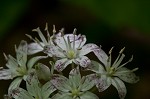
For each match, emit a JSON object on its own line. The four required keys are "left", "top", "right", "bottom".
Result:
{"left": 89, "top": 47, "right": 139, "bottom": 99}
{"left": 27, "top": 24, "right": 58, "bottom": 56}
{"left": 0, "top": 40, "right": 47, "bottom": 94}
{"left": 11, "top": 72, "right": 56, "bottom": 99}
{"left": 44, "top": 28, "right": 99, "bottom": 71}
{"left": 51, "top": 66, "right": 98, "bottom": 99}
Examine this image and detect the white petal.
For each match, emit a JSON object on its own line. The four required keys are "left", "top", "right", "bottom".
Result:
{"left": 80, "top": 74, "right": 95, "bottom": 91}
{"left": 27, "top": 56, "right": 48, "bottom": 69}
{"left": 54, "top": 58, "right": 71, "bottom": 71}
{"left": 54, "top": 36, "right": 68, "bottom": 50}
{"left": 73, "top": 34, "right": 86, "bottom": 48}
{"left": 27, "top": 43, "right": 43, "bottom": 55}
{"left": 86, "top": 60, "right": 105, "bottom": 73}
{"left": 0, "top": 69, "right": 12, "bottom": 80}
{"left": 95, "top": 75, "right": 111, "bottom": 92}
{"left": 11, "top": 88, "right": 34, "bottom": 99}
{"left": 79, "top": 43, "right": 99, "bottom": 56}
{"left": 111, "top": 77, "right": 127, "bottom": 99}
{"left": 44, "top": 45, "right": 65, "bottom": 57}
{"left": 6, "top": 55, "right": 18, "bottom": 69}
{"left": 16, "top": 40, "right": 27, "bottom": 67}
{"left": 50, "top": 74, "right": 69, "bottom": 92}
{"left": 74, "top": 56, "right": 91, "bottom": 67}
{"left": 115, "top": 67, "right": 139, "bottom": 83}
{"left": 69, "top": 66, "right": 81, "bottom": 88}
{"left": 80, "top": 91, "right": 99, "bottom": 99}
{"left": 8, "top": 77, "right": 22, "bottom": 95}
{"left": 35, "top": 63, "right": 51, "bottom": 81}
{"left": 42, "top": 81, "right": 56, "bottom": 98}
{"left": 52, "top": 93, "right": 72, "bottom": 99}
{"left": 93, "top": 47, "right": 108, "bottom": 66}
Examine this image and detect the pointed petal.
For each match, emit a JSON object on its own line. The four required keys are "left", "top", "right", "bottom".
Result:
{"left": 69, "top": 66, "right": 81, "bottom": 88}
{"left": 16, "top": 40, "right": 27, "bottom": 67}
{"left": 93, "top": 47, "right": 108, "bottom": 66}
{"left": 80, "top": 91, "right": 99, "bottom": 99}
{"left": 26, "top": 74, "right": 41, "bottom": 97}
{"left": 42, "top": 81, "right": 56, "bottom": 98}
{"left": 6, "top": 55, "right": 18, "bottom": 69}
{"left": 52, "top": 93, "right": 72, "bottom": 99}
{"left": 35, "top": 63, "right": 51, "bottom": 81}
{"left": 27, "top": 43, "right": 43, "bottom": 55}
{"left": 8, "top": 77, "right": 22, "bottom": 95}
{"left": 11, "top": 88, "right": 34, "bottom": 99}
{"left": 115, "top": 67, "right": 139, "bottom": 83}
{"left": 79, "top": 44, "right": 99, "bottom": 56}
{"left": 86, "top": 60, "right": 105, "bottom": 73}
{"left": 54, "top": 58, "right": 70, "bottom": 72}
{"left": 95, "top": 75, "right": 111, "bottom": 92}
{"left": 74, "top": 56, "right": 91, "bottom": 67}
{"left": 50, "top": 74, "right": 69, "bottom": 92}
{"left": 27, "top": 56, "right": 48, "bottom": 69}
{"left": 44, "top": 45, "right": 65, "bottom": 57}
{"left": 80, "top": 74, "right": 95, "bottom": 91}
{"left": 112, "top": 77, "right": 127, "bottom": 99}
{"left": 0, "top": 69, "right": 12, "bottom": 80}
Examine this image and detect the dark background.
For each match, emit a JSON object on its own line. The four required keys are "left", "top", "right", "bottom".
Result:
{"left": 0, "top": 0, "right": 150, "bottom": 99}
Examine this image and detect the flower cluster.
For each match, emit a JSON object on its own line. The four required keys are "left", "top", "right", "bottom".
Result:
{"left": 0, "top": 24, "right": 139, "bottom": 99}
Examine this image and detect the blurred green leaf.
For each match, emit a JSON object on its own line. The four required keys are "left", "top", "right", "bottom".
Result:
{"left": 62, "top": 0, "right": 150, "bottom": 33}
{"left": 0, "top": 0, "right": 30, "bottom": 38}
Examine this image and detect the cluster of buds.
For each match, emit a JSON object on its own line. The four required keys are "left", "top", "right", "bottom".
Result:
{"left": 0, "top": 23, "right": 139, "bottom": 99}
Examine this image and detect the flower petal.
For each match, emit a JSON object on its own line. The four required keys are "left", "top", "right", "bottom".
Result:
{"left": 80, "top": 91, "right": 99, "bottom": 99}
{"left": 95, "top": 75, "right": 111, "bottom": 92}
{"left": 79, "top": 44, "right": 99, "bottom": 56}
{"left": 50, "top": 74, "right": 70, "bottom": 92}
{"left": 27, "top": 43, "right": 43, "bottom": 55}
{"left": 0, "top": 69, "right": 12, "bottom": 80}
{"left": 93, "top": 47, "right": 108, "bottom": 66}
{"left": 54, "top": 58, "right": 72, "bottom": 72}
{"left": 11, "top": 88, "right": 34, "bottom": 99}
{"left": 35, "top": 63, "right": 51, "bottom": 81}
{"left": 115, "top": 67, "right": 139, "bottom": 83}
{"left": 42, "top": 81, "right": 56, "bottom": 98}
{"left": 52, "top": 92, "right": 72, "bottom": 99}
{"left": 86, "top": 60, "right": 105, "bottom": 73}
{"left": 80, "top": 74, "right": 95, "bottom": 91}
{"left": 27, "top": 56, "right": 48, "bottom": 69}
{"left": 16, "top": 40, "right": 27, "bottom": 67}
{"left": 44, "top": 45, "right": 65, "bottom": 57}
{"left": 74, "top": 56, "right": 91, "bottom": 67}
{"left": 69, "top": 66, "right": 81, "bottom": 88}
{"left": 8, "top": 77, "right": 22, "bottom": 95}
{"left": 111, "top": 77, "right": 127, "bottom": 99}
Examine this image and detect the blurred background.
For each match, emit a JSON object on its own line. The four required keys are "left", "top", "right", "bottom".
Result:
{"left": 0, "top": 0, "right": 150, "bottom": 99}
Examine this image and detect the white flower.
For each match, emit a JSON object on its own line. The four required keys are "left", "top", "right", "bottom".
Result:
{"left": 44, "top": 28, "right": 99, "bottom": 71}
{"left": 11, "top": 73, "right": 56, "bottom": 99}
{"left": 88, "top": 47, "right": 139, "bottom": 99}
{"left": 0, "top": 40, "right": 47, "bottom": 94}
{"left": 51, "top": 67, "right": 98, "bottom": 99}
{"left": 27, "top": 24, "right": 59, "bottom": 56}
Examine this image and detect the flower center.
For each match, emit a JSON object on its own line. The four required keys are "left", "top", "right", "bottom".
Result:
{"left": 107, "top": 67, "right": 115, "bottom": 76}
{"left": 67, "top": 50, "right": 76, "bottom": 59}
{"left": 16, "top": 67, "right": 27, "bottom": 76}
{"left": 71, "top": 88, "right": 80, "bottom": 97}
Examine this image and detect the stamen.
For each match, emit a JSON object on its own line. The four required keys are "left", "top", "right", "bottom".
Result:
{"left": 60, "top": 28, "right": 65, "bottom": 36}
{"left": 107, "top": 47, "right": 114, "bottom": 70}
{"left": 131, "top": 68, "right": 138, "bottom": 72}
{"left": 44, "top": 23, "right": 51, "bottom": 44}
{"left": 0, "top": 67, "right": 3, "bottom": 69}
{"left": 113, "top": 54, "right": 125, "bottom": 68}
{"left": 32, "top": 27, "right": 47, "bottom": 44}
{"left": 3, "top": 53, "right": 8, "bottom": 61}
{"left": 116, "top": 55, "right": 133, "bottom": 70}
{"left": 25, "top": 34, "right": 38, "bottom": 43}
{"left": 73, "top": 28, "right": 77, "bottom": 49}
{"left": 112, "top": 47, "right": 125, "bottom": 67}
{"left": 67, "top": 36, "right": 71, "bottom": 49}
{"left": 77, "top": 35, "right": 85, "bottom": 49}
{"left": 53, "top": 25, "right": 56, "bottom": 34}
